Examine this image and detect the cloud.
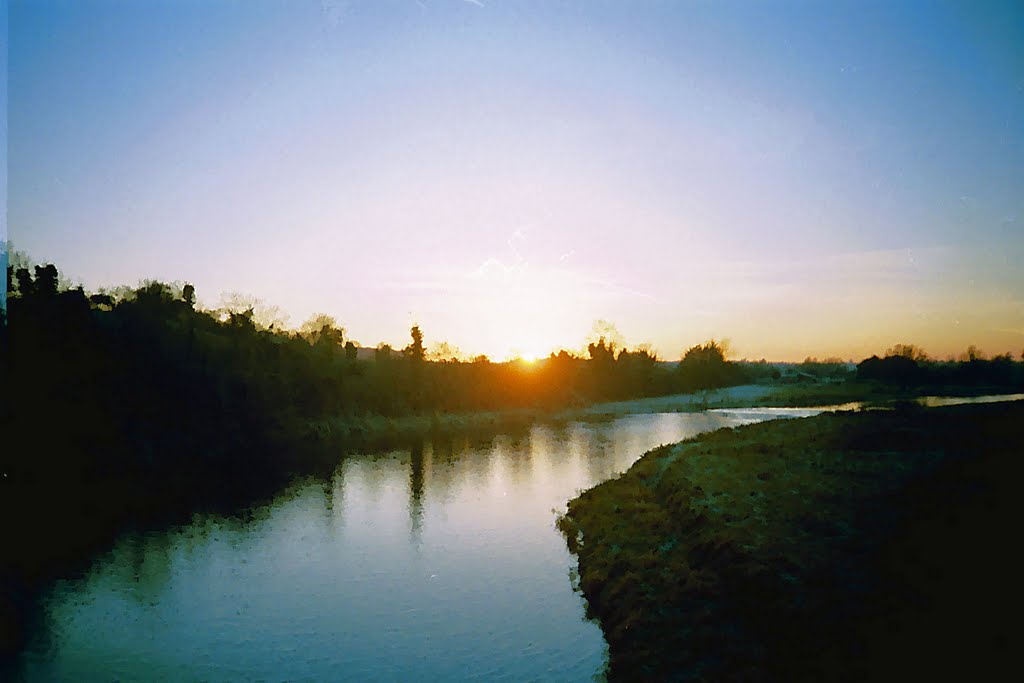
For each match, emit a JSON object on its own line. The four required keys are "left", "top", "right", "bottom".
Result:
{"left": 506, "top": 227, "right": 527, "bottom": 262}
{"left": 472, "top": 257, "right": 527, "bottom": 279}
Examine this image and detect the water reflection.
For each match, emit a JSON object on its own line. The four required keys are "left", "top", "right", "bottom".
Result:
{"left": 17, "top": 409, "right": 851, "bottom": 681}
{"left": 409, "top": 441, "right": 425, "bottom": 544}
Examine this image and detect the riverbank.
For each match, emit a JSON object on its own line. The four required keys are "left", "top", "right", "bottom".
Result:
{"left": 558, "top": 400, "right": 1022, "bottom": 681}
{"left": 308, "top": 381, "right": 929, "bottom": 439}
{"left": 557, "top": 381, "right": 1024, "bottom": 420}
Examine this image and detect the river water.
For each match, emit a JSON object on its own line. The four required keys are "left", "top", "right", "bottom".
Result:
{"left": 16, "top": 396, "right": 1021, "bottom": 681}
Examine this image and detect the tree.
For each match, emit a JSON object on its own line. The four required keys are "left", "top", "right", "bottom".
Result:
{"left": 182, "top": 284, "right": 196, "bottom": 309}
{"left": 587, "top": 337, "right": 616, "bottom": 363}
{"left": 428, "top": 340, "right": 461, "bottom": 362}
{"left": 961, "top": 345, "right": 985, "bottom": 362}
{"left": 89, "top": 292, "right": 114, "bottom": 309}
{"left": 857, "top": 354, "right": 921, "bottom": 385}
{"left": 886, "top": 343, "right": 928, "bottom": 362}
{"left": 375, "top": 343, "right": 394, "bottom": 362}
{"left": 951, "top": 345, "right": 986, "bottom": 362}
{"left": 587, "top": 320, "right": 625, "bottom": 351}
{"left": 677, "top": 340, "right": 732, "bottom": 390}
{"left": 216, "top": 291, "right": 289, "bottom": 330}
{"left": 15, "top": 268, "right": 35, "bottom": 297}
{"left": 301, "top": 313, "right": 344, "bottom": 346}
{"left": 228, "top": 307, "right": 256, "bottom": 331}
{"left": 680, "top": 339, "right": 727, "bottom": 365}
{"left": 405, "top": 325, "right": 425, "bottom": 362}
{"left": 403, "top": 325, "right": 427, "bottom": 411}
{"left": 134, "top": 280, "right": 176, "bottom": 308}
{"left": 34, "top": 264, "right": 59, "bottom": 297}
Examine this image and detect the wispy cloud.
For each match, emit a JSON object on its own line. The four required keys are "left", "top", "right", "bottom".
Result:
{"left": 471, "top": 257, "right": 527, "bottom": 279}
{"left": 506, "top": 227, "right": 527, "bottom": 263}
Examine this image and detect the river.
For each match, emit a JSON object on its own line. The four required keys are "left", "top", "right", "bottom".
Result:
{"left": 16, "top": 396, "right": 1022, "bottom": 680}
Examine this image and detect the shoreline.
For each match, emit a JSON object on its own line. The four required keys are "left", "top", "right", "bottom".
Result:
{"left": 558, "top": 401, "right": 1022, "bottom": 680}
{"left": 312, "top": 383, "right": 1024, "bottom": 447}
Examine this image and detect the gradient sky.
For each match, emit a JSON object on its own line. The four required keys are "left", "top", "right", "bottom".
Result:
{"left": 8, "top": 0, "right": 1024, "bottom": 361}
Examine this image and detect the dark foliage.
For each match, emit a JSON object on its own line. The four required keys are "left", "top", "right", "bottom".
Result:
{"left": 857, "top": 352, "right": 1024, "bottom": 389}
{"left": 675, "top": 340, "right": 745, "bottom": 391}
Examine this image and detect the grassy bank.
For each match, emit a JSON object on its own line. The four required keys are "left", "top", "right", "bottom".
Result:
{"left": 553, "top": 381, "right": 1024, "bottom": 423}
{"left": 747, "top": 381, "right": 1022, "bottom": 408}
{"left": 558, "top": 401, "right": 1022, "bottom": 681}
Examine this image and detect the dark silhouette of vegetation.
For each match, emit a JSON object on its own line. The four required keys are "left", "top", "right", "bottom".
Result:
{"left": 858, "top": 346, "right": 1023, "bottom": 389}
{"left": 404, "top": 324, "right": 426, "bottom": 363}
{"left": 675, "top": 340, "right": 744, "bottom": 391}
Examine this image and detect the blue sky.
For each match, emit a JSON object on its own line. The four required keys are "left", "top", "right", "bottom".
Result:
{"left": 8, "top": 0, "right": 1024, "bottom": 360}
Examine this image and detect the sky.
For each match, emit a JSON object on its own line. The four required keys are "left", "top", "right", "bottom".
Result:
{"left": 7, "top": 0, "right": 1024, "bottom": 361}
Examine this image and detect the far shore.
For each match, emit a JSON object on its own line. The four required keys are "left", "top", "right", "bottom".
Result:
{"left": 307, "top": 381, "right": 1024, "bottom": 453}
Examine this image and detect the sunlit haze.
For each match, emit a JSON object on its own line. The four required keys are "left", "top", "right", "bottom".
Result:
{"left": 8, "top": 1, "right": 1024, "bottom": 361}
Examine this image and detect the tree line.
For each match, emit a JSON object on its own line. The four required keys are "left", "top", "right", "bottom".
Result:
{"left": 857, "top": 343, "right": 1024, "bottom": 388}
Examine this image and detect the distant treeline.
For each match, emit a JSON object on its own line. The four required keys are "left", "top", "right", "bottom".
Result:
{"left": 857, "top": 343, "right": 1024, "bottom": 388}
{"left": 2, "top": 264, "right": 763, "bottom": 423}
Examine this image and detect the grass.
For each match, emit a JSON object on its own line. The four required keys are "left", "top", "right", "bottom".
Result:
{"left": 749, "top": 380, "right": 1022, "bottom": 408}
{"left": 558, "top": 401, "right": 1023, "bottom": 681}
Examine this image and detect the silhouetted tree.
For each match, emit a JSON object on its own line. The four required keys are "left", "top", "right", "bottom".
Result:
{"left": 14, "top": 268, "right": 34, "bottom": 297}
{"left": 375, "top": 343, "right": 394, "bottom": 362}
{"left": 34, "top": 264, "right": 58, "bottom": 298}
{"left": 428, "top": 340, "right": 461, "bottom": 362}
{"left": 960, "top": 345, "right": 985, "bottom": 362}
{"left": 886, "top": 343, "right": 929, "bottom": 362}
{"left": 588, "top": 337, "right": 616, "bottom": 364}
{"left": 405, "top": 325, "right": 425, "bottom": 363}
{"left": 676, "top": 340, "right": 737, "bottom": 390}
{"left": 89, "top": 292, "right": 114, "bottom": 309}
{"left": 857, "top": 355, "right": 921, "bottom": 386}
{"left": 182, "top": 283, "right": 196, "bottom": 309}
